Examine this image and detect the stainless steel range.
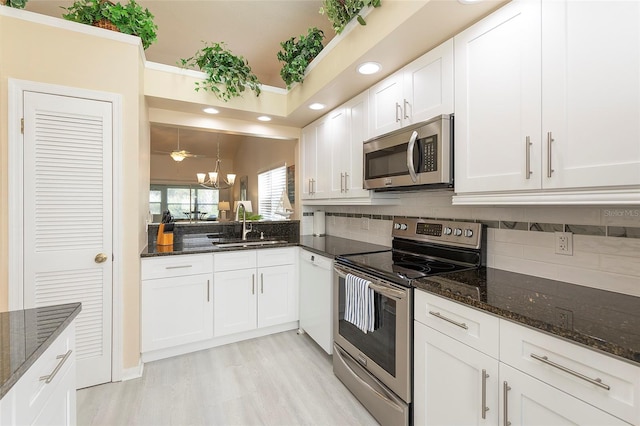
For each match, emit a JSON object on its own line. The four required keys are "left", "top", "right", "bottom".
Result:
{"left": 333, "top": 218, "right": 485, "bottom": 426}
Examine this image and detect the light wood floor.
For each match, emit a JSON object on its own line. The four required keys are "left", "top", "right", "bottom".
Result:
{"left": 77, "top": 331, "right": 378, "bottom": 425}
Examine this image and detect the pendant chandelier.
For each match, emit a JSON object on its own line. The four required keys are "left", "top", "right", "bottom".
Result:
{"left": 197, "top": 141, "right": 236, "bottom": 189}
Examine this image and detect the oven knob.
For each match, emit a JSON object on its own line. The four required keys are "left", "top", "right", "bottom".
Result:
{"left": 464, "top": 229, "right": 474, "bottom": 238}
{"left": 443, "top": 227, "right": 452, "bottom": 235}
{"left": 394, "top": 223, "right": 401, "bottom": 230}
{"left": 400, "top": 224, "right": 408, "bottom": 231}
{"left": 453, "top": 228, "right": 463, "bottom": 236}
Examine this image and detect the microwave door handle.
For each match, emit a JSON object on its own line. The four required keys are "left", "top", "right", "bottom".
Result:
{"left": 407, "top": 130, "right": 419, "bottom": 183}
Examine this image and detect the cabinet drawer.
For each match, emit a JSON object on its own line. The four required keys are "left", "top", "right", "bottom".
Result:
{"left": 14, "top": 322, "right": 76, "bottom": 423}
{"left": 214, "top": 250, "right": 257, "bottom": 272}
{"left": 414, "top": 290, "right": 499, "bottom": 358}
{"left": 257, "top": 247, "right": 295, "bottom": 267}
{"left": 500, "top": 319, "right": 640, "bottom": 424}
{"left": 142, "top": 254, "right": 213, "bottom": 280}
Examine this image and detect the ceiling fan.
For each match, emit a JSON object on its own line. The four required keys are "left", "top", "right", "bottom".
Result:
{"left": 153, "top": 128, "right": 205, "bottom": 162}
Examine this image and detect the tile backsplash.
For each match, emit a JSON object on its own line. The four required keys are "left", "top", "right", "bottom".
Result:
{"left": 302, "top": 192, "right": 640, "bottom": 297}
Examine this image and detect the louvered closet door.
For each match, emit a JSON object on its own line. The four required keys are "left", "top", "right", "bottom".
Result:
{"left": 23, "top": 91, "right": 113, "bottom": 389}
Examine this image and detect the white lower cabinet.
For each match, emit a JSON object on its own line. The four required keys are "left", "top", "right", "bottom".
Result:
{"left": 214, "top": 248, "right": 297, "bottom": 337}
{"left": 3, "top": 322, "right": 77, "bottom": 426}
{"left": 499, "top": 363, "right": 628, "bottom": 426}
{"left": 141, "top": 254, "right": 214, "bottom": 352}
{"left": 414, "top": 290, "right": 640, "bottom": 425}
{"left": 414, "top": 321, "right": 499, "bottom": 425}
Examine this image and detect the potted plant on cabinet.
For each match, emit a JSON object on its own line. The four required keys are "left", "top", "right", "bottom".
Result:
{"left": 180, "top": 42, "right": 261, "bottom": 102}
{"left": 320, "top": 0, "right": 381, "bottom": 34}
{"left": 1, "top": 0, "right": 28, "bottom": 8}
{"left": 277, "top": 27, "right": 325, "bottom": 89}
{"left": 61, "top": 0, "right": 158, "bottom": 49}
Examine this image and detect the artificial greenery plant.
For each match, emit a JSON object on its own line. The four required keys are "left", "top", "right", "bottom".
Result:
{"left": 277, "top": 27, "right": 325, "bottom": 89}
{"left": 62, "top": 0, "right": 158, "bottom": 49}
{"left": 320, "top": 0, "right": 381, "bottom": 34}
{"left": 1, "top": 0, "right": 28, "bottom": 8}
{"left": 180, "top": 42, "right": 261, "bottom": 102}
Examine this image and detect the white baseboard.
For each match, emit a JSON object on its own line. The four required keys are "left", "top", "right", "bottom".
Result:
{"left": 120, "top": 359, "right": 144, "bottom": 381}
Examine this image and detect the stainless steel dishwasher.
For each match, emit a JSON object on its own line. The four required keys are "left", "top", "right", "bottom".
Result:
{"left": 299, "top": 249, "right": 333, "bottom": 354}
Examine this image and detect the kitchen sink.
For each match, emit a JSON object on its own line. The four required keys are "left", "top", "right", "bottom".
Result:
{"left": 212, "top": 240, "right": 289, "bottom": 249}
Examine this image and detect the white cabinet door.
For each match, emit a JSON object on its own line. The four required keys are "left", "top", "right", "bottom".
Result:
{"left": 414, "top": 322, "right": 499, "bottom": 426}
{"left": 31, "top": 363, "right": 76, "bottom": 426}
{"left": 213, "top": 269, "right": 257, "bottom": 337}
{"left": 328, "top": 107, "right": 349, "bottom": 197}
{"left": 257, "top": 264, "right": 297, "bottom": 328}
{"left": 142, "top": 273, "right": 213, "bottom": 351}
{"left": 301, "top": 124, "right": 317, "bottom": 200}
{"left": 313, "top": 117, "right": 332, "bottom": 199}
{"left": 342, "top": 91, "right": 370, "bottom": 198}
{"left": 369, "top": 73, "right": 404, "bottom": 137}
{"left": 454, "top": 0, "right": 542, "bottom": 193}
{"left": 500, "top": 363, "right": 628, "bottom": 426}
{"left": 541, "top": 0, "right": 640, "bottom": 189}
{"left": 403, "top": 38, "right": 454, "bottom": 126}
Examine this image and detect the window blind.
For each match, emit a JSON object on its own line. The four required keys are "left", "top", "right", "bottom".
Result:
{"left": 258, "top": 165, "right": 287, "bottom": 220}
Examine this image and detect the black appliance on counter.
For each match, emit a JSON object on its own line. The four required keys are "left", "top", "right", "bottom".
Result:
{"left": 332, "top": 217, "right": 485, "bottom": 426}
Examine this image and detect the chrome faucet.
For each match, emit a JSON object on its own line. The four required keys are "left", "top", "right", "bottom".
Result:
{"left": 238, "top": 202, "right": 253, "bottom": 240}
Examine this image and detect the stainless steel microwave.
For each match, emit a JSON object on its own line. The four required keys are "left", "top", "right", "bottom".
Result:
{"left": 363, "top": 114, "right": 453, "bottom": 191}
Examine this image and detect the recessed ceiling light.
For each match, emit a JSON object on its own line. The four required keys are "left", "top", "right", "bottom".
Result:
{"left": 309, "top": 103, "right": 326, "bottom": 110}
{"left": 357, "top": 62, "right": 381, "bottom": 75}
{"left": 203, "top": 107, "right": 219, "bottom": 114}
{"left": 257, "top": 116, "right": 272, "bottom": 122}
{"left": 458, "top": 0, "right": 482, "bottom": 4}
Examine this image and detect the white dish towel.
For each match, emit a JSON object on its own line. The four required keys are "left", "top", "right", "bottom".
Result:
{"left": 345, "top": 273, "right": 375, "bottom": 333}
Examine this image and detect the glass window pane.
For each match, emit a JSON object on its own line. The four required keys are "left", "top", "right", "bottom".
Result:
{"left": 149, "top": 190, "right": 162, "bottom": 203}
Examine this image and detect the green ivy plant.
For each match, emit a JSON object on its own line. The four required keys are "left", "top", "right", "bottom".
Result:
{"left": 2, "top": 0, "right": 28, "bottom": 8}
{"left": 62, "top": 0, "right": 158, "bottom": 49}
{"left": 277, "top": 27, "right": 325, "bottom": 89}
{"left": 320, "top": 0, "right": 381, "bottom": 34}
{"left": 180, "top": 42, "right": 261, "bottom": 102}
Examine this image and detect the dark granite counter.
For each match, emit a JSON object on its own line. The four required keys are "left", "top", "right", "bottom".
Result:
{"left": 1, "top": 303, "right": 81, "bottom": 398}
{"left": 299, "top": 235, "right": 390, "bottom": 258}
{"left": 414, "top": 268, "right": 640, "bottom": 366}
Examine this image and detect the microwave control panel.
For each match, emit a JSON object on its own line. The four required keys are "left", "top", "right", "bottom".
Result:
{"left": 420, "top": 135, "right": 438, "bottom": 172}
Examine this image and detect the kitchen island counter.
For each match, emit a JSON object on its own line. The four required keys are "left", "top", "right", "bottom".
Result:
{"left": 415, "top": 268, "right": 640, "bottom": 366}
{"left": 0, "top": 303, "right": 81, "bottom": 398}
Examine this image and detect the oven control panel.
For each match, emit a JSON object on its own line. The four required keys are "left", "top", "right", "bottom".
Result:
{"left": 392, "top": 218, "right": 482, "bottom": 249}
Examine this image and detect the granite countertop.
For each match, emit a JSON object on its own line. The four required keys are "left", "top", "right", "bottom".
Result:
{"left": 414, "top": 268, "right": 640, "bottom": 366}
{"left": 299, "top": 235, "right": 390, "bottom": 258}
{"left": 142, "top": 239, "right": 299, "bottom": 257}
{"left": 0, "top": 303, "right": 81, "bottom": 398}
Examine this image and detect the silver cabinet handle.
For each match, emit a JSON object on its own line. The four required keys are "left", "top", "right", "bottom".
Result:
{"left": 503, "top": 381, "right": 511, "bottom": 426}
{"left": 308, "top": 179, "right": 312, "bottom": 195}
{"left": 530, "top": 353, "right": 610, "bottom": 390}
{"left": 407, "top": 130, "right": 419, "bottom": 183}
{"left": 525, "top": 136, "right": 532, "bottom": 179}
{"left": 395, "top": 102, "right": 402, "bottom": 123}
{"left": 252, "top": 274, "right": 255, "bottom": 295}
{"left": 166, "top": 265, "right": 192, "bottom": 270}
{"left": 428, "top": 310, "right": 468, "bottom": 329}
{"left": 547, "top": 132, "right": 554, "bottom": 178}
{"left": 261, "top": 273, "right": 264, "bottom": 294}
{"left": 40, "top": 350, "right": 72, "bottom": 384}
{"left": 344, "top": 172, "right": 349, "bottom": 192}
{"left": 340, "top": 172, "right": 345, "bottom": 193}
{"left": 312, "top": 178, "right": 316, "bottom": 194}
{"left": 207, "top": 279, "right": 210, "bottom": 302}
{"left": 482, "top": 369, "right": 490, "bottom": 419}
{"left": 403, "top": 98, "right": 410, "bottom": 119}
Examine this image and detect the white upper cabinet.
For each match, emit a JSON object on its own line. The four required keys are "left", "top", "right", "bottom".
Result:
{"left": 369, "top": 38, "right": 454, "bottom": 138}
{"left": 301, "top": 117, "right": 331, "bottom": 200}
{"left": 454, "top": 0, "right": 640, "bottom": 203}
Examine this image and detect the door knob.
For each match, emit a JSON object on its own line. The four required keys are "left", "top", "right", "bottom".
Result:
{"left": 95, "top": 253, "right": 108, "bottom": 264}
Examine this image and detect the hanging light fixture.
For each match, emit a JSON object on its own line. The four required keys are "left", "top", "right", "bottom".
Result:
{"left": 197, "top": 139, "right": 236, "bottom": 189}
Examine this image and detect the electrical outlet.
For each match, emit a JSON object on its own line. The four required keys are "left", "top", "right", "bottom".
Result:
{"left": 555, "top": 307, "right": 574, "bottom": 329}
{"left": 361, "top": 217, "right": 370, "bottom": 230}
{"left": 555, "top": 231, "right": 573, "bottom": 255}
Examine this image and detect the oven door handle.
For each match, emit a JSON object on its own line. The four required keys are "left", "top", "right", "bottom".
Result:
{"left": 334, "top": 266, "right": 407, "bottom": 300}
{"left": 407, "top": 130, "right": 419, "bottom": 183}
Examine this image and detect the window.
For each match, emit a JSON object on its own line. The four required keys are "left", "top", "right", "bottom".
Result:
{"left": 149, "top": 185, "right": 219, "bottom": 220}
{"left": 258, "top": 165, "right": 287, "bottom": 221}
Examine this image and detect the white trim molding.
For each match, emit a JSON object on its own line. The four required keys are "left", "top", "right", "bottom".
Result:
{"left": 452, "top": 188, "right": 640, "bottom": 206}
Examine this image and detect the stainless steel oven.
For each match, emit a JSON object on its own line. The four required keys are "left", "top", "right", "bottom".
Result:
{"left": 333, "top": 264, "right": 412, "bottom": 426}
{"left": 363, "top": 114, "right": 453, "bottom": 191}
{"left": 332, "top": 218, "right": 485, "bottom": 426}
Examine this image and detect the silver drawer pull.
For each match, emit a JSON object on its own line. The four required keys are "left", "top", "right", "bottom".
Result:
{"left": 165, "top": 265, "right": 192, "bottom": 270}
{"left": 428, "top": 311, "right": 468, "bottom": 329}
{"left": 40, "top": 350, "right": 72, "bottom": 384}
{"left": 530, "top": 353, "right": 610, "bottom": 390}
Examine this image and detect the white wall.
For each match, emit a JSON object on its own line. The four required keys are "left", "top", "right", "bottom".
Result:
{"left": 304, "top": 192, "right": 640, "bottom": 297}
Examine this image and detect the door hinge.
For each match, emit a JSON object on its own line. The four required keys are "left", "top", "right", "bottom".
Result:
{"left": 21, "top": 118, "right": 24, "bottom": 134}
